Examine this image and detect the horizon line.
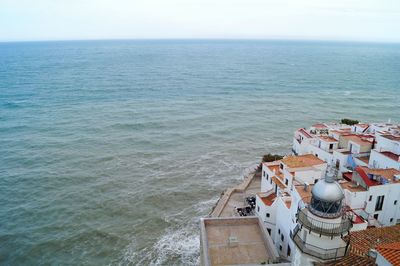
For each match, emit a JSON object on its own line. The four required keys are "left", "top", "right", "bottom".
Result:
{"left": 1, "top": 37, "right": 400, "bottom": 45}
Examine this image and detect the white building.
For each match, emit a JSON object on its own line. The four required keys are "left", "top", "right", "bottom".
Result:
{"left": 256, "top": 121, "right": 400, "bottom": 265}
{"left": 369, "top": 134, "right": 400, "bottom": 170}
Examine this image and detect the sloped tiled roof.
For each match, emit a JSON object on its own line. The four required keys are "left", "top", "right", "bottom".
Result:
{"left": 318, "top": 225, "right": 400, "bottom": 266}
{"left": 376, "top": 242, "right": 400, "bottom": 265}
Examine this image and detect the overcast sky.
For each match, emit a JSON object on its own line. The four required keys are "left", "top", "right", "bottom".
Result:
{"left": 1, "top": 0, "right": 399, "bottom": 42}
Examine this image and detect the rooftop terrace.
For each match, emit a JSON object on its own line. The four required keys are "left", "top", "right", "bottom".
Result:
{"left": 200, "top": 217, "right": 279, "bottom": 266}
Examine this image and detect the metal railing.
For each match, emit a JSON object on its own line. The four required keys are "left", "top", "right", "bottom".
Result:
{"left": 296, "top": 208, "right": 352, "bottom": 237}
{"left": 290, "top": 230, "right": 349, "bottom": 260}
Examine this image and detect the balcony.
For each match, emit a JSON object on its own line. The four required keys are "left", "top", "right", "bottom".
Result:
{"left": 296, "top": 208, "right": 352, "bottom": 237}
{"left": 290, "top": 229, "right": 349, "bottom": 260}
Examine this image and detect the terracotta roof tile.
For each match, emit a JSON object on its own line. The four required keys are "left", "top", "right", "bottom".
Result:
{"left": 376, "top": 242, "right": 400, "bottom": 265}
{"left": 320, "top": 225, "right": 400, "bottom": 266}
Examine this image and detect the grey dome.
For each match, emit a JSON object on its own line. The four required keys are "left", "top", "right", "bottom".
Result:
{"left": 311, "top": 179, "right": 344, "bottom": 202}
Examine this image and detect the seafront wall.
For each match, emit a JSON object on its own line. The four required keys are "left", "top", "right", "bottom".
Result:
{"left": 209, "top": 168, "right": 258, "bottom": 217}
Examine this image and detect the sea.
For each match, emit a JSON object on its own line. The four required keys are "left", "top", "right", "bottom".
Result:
{"left": 0, "top": 40, "right": 399, "bottom": 265}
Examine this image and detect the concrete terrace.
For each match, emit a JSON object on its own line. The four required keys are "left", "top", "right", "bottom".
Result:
{"left": 210, "top": 170, "right": 261, "bottom": 217}
{"left": 200, "top": 217, "right": 279, "bottom": 266}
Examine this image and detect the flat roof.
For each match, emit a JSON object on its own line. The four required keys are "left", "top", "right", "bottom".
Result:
{"left": 356, "top": 155, "right": 370, "bottom": 164}
{"left": 272, "top": 176, "right": 286, "bottom": 189}
{"left": 381, "top": 134, "right": 400, "bottom": 142}
{"left": 298, "top": 128, "right": 313, "bottom": 138}
{"left": 257, "top": 192, "right": 276, "bottom": 206}
{"left": 343, "top": 135, "right": 373, "bottom": 146}
{"left": 265, "top": 163, "right": 280, "bottom": 174}
{"left": 200, "top": 217, "right": 278, "bottom": 265}
{"left": 312, "top": 123, "right": 328, "bottom": 129}
{"left": 355, "top": 123, "right": 369, "bottom": 128}
{"left": 361, "top": 166, "right": 400, "bottom": 182}
{"left": 282, "top": 154, "right": 325, "bottom": 168}
{"left": 294, "top": 183, "right": 313, "bottom": 203}
{"left": 319, "top": 136, "right": 338, "bottom": 143}
{"left": 380, "top": 151, "right": 400, "bottom": 162}
{"left": 340, "top": 180, "right": 367, "bottom": 192}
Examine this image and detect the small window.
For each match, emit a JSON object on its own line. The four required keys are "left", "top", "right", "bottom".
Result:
{"left": 395, "top": 200, "right": 398, "bottom": 205}
{"left": 374, "top": 214, "right": 379, "bottom": 220}
{"left": 329, "top": 143, "right": 334, "bottom": 150}
{"left": 287, "top": 245, "right": 291, "bottom": 257}
{"left": 266, "top": 174, "right": 269, "bottom": 180}
{"left": 280, "top": 163, "right": 284, "bottom": 170}
{"left": 257, "top": 206, "right": 260, "bottom": 212}
{"left": 375, "top": 195, "right": 385, "bottom": 211}
{"left": 266, "top": 213, "right": 270, "bottom": 218}
{"left": 270, "top": 178, "right": 272, "bottom": 184}
{"left": 285, "top": 179, "right": 288, "bottom": 185}
{"left": 369, "top": 195, "right": 372, "bottom": 201}
{"left": 390, "top": 218, "right": 394, "bottom": 223}
{"left": 267, "top": 228, "right": 271, "bottom": 235}
{"left": 315, "top": 154, "right": 318, "bottom": 157}
{"left": 279, "top": 245, "right": 282, "bottom": 251}
{"left": 278, "top": 229, "right": 280, "bottom": 235}
{"left": 263, "top": 171, "right": 265, "bottom": 177}
{"left": 281, "top": 234, "right": 284, "bottom": 242}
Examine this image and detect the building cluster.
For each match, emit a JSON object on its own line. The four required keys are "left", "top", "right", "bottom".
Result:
{"left": 201, "top": 121, "right": 400, "bottom": 266}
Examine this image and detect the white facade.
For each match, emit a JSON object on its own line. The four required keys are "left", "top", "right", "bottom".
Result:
{"left": 256, "top": 121, "right": 400, "bottom": 265}
{"left": 369, "top": 149, "right": 400, "bottom": 170}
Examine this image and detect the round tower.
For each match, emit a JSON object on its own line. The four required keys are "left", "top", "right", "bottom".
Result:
{"left": 291, "top": 175, "right": 352, "bottom": 265}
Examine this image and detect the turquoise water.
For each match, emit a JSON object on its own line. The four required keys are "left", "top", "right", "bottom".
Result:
{"left": 0, "top": 40, "right": 399, "bottom": 265}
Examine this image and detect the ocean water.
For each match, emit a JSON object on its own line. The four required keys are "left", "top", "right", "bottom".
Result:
{"left": 0, "top": 40, "right": 399, "bottom": 265}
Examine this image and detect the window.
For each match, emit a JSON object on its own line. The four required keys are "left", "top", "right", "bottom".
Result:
{"left": 280, "top": 163, "right": 284, "bottom": 170}
{"left": 285, "top": 179, "right": 288, "bottom": 185}
{"left": 315, "top": 154, "right": 318, "bottom": 157}
{"left": 279, "top": 245, "right": 282, "bottom": 251}
{"left": 267, "top": 228, "right": 271, "bottom": 235}
{"left": 278, "top": 229, "right": 280, "bottom": 235}
{"left": 329, "top": 143, "right": 334, "bottom": 150}
{"left": 257, "top": 206, "right": 260, "bottom": 212}
{"left": 266, "top": 174, "right": 269, "bottom": 180}
{"left": 374, "top": 214, "right": 379, "bottom": 220}
{"left": 270, "top": 178, "right": 272, "bottom": 184}
{"left": 369, "top": 195, "right": 372, "bottom": 201}
{"left": 390, "top": 218, "right": 394, "bottom": 223}
{"left": 375, "top": 195, "right": 385, "bottom": 211}
{"left": 281, "top": 234, "right": 284, "bottom": 242}
{"left": 287, "top": 245, "right": 291, "bottom": 257}
{"left": 266, "top": 213, "right": 270, "bottom": 218}
{"left": 263, "top": 171, "right": 265, "bottom": 177}
{"left": 395, "top": 200, "right": 397, "bottom": 205}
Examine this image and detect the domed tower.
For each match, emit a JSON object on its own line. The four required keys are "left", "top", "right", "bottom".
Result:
{"left": 291, "top": 173, "right": 352, "bottom": 265}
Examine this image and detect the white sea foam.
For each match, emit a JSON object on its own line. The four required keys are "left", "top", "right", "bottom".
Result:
{"left": 150, "top": 225, "right": 200, "bottom": 266}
